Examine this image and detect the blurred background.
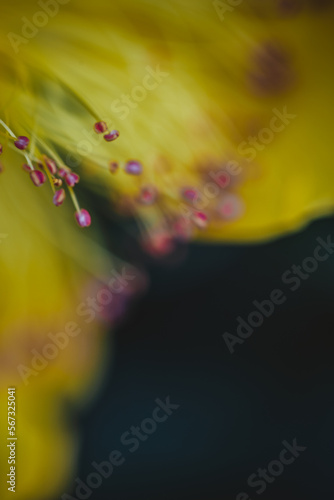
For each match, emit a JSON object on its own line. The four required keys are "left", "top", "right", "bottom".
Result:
{"left": 65, "top": 214, "right": 334, "bottom": 500}
{"left": 1, "top": 1, "right": 334, "bottom": 499}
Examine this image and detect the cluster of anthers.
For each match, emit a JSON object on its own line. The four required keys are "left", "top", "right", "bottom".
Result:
{"left": 0, "top": 115, "right": 243, "bottom": 255}
{"left": 0, "top": 118, "right": 143, "bottom": 228}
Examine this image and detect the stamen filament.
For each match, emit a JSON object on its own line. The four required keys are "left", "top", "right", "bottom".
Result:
{"left": 41, "top": 156, "right": 56, "bottom": 194}
{"left": 67, "top": 185, "right": 81, "bottom": 213}
{"left": 0, "top": 119, "right": 16, "bottom": 139}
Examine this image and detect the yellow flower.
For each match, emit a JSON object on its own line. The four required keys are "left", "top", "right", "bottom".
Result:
{"left": 2, "top": 0, "right": 334, "bottom": 246}
{"left": 1, "top": 1, "right": 333, "bottom": 498}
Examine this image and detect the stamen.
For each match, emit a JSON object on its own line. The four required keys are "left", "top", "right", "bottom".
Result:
{"left": 94, "top": 121, "right": 108, "bottom": 134}
{"left": 22, "top": 153, "right": 35, "bottom": 173}
{"left": 58, "top": 168, "right": 69, "bottom": 178}
{"left": 75, "top": 209, "right": 91, "bottom": 228}
{"left": 22, "top": 163, "right": 33, "bottom": 173}
{"left": 218, "top": 194, "right": 244, "bottom": 220}
{"left": 14, "top": 136, "right": 30, "bottom": 151}
{"left": 67, "top": 185, "right": 81, "bottom": 213}
{"left": 67, "top": 184, "right": 90, "bottom": 229}
{"left": 53, "top": 189, "right": 66, "bottom": 207}
{"left": 40, "top": 156, "right": 56, "bottom": 193}
{"left": 143, "top": 230, "right": 174, "bottom": 257}
{"left": 192, "top": 211, "right": 208, "bottom": 229}
{"left": 65, "top": 172, "right": 80, "bottom": 187}
{"left": 182, "top": 187, "right": 198, "bottom": 201}
{"left": 124, "top": 160, "right": 143, "bottom": 175}
{"left": 138, "top": 185, "right": 157, "bottom": 205}
{"left": 0, "top": 119, "right": 16, "bottom": 139}
{"left": 104, "top": 130, "right": 120, "bottom": 142}
{"left": 0, "top": 144, "right": 2, "bottom": 155}
{"left": 30, "top": 170, "right": 47, "bottom": 187}
{"left": 43, "top": 156, "right": 57, "bottom": 175}
{"left": 109, "top": 161, "right": 119, "bottom": 173}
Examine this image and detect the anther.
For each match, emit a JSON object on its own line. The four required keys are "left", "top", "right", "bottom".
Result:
{"left": 30, "top": 170, "right": 47, "bottom": 186}
{"left": 94, "top": 121, "right": 108, "bottom": 134}
{"left": 43, "top": 156, "right": 57, "bottom": 175}
{"left": 53, "top": 189, "right": 66, "bottom": 207}
{"left": 104, "top": 130, "right": 120, "bottom": 142}
{"left": 14, "top": 136, "right": 29, "bottom": 150}
{"left": 22, "top": 163, "right": 33, "bottom": 172}
{"left": 124, "top": 160, "right": 143, "bottom": 175}
{"left": 192, "top": 211, "right": 208, "bottom": 229}
{"left": 182, "top": 188, "right": 198, "bottom": 201}
{"left": 138, "top": 185, "right": 157, "bottom": 205}
{"left": 109, "top": 161, "right": 119, "bottom": 173}
{"left": 65, "top": 172, "right": 80, "bottom": 187}
{"left": 75, "top": 209, "right": 91, "bottom": 227}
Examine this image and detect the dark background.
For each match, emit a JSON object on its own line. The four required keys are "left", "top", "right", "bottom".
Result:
{"left": 64, "top": 216, "right": 334, "bottom": 500}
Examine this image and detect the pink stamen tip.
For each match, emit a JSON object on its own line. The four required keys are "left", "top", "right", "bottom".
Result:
{"left": 30, "top": 170, "right": 47, "bottom": 187}
{"left": 65, "top": 172, "right": 80, "bottom": 187}
{"left": 58, "top": 167, "right": 70, "bottom": 178}
{"left": 22, "top": 163, "right": 33, "bottom": 172}
{"left": 104, "top": 130, "right": 120, "bottom": 142}
{"left": 94, "top": 121, "right": 108, "bottom": 134}
{"left": 143, "top": 231, "right": 175, "bottom": 257}
{"left": 182, "top": 188, "right": 198, "bottom": 201}
{"left": 124, "top": 160, "right": 143, "bottom": 175}
{"left": 75, "top": 209, "right": 91, "bottom": 228}
{"left": 53, "top": 188, "right": 66, "bottom": 207}
{"left": 44, "top": 157, "right": 57, "bottom": 175}
{"left": 217, "top": 172, "right": 230, "bottom": 188}
{"left": 14, "top": 136, "right": 29, "bottom": 150}
{"left": 0, "top": 144, "right": 3, "bottom": 155}
{"left": 109, "top": 161, "right": 119, "bottom": 173}
{"left": 139, "top": 185, "right": 157, "bottom": 205}
{"left": 192, "top": 211, "right": 208, "bottom": 229}
{"left": 218, "top": 194, "right": 244, "bottom": 220}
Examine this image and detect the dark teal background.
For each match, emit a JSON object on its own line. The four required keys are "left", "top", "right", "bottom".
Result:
{"left": 63, "top": 216, "right": 334, "bottom": 500}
